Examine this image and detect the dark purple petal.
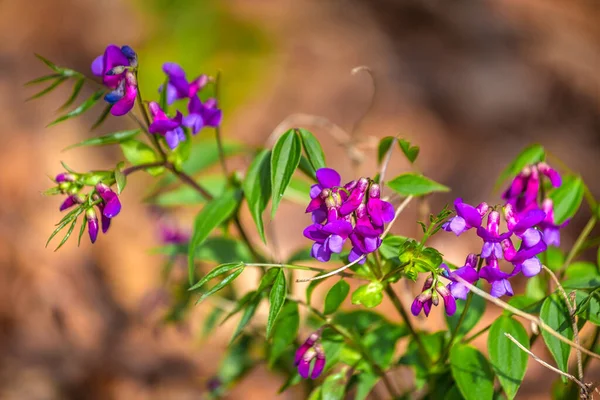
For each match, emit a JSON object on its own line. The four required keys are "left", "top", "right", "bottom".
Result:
{"left": 538, "top": 162, "right": 561, "bottom": 187}
{"left": 103, "top": 195, "right": 121, "bottom": 219}
{"left": 315, "top": 168, "right": 341, "bottom": 189}
{"left": 303, "top": 224, "right": 328, "bottom": 242}
{"left": 455, "top": 200, "right": 482, "bottom": 228}
{"left": 443, "top": 293, "right": 457, "bottom": 316}
{"left": 150, "top": 119, "right": 181, "bottom": 134}
{"left": 102, "top": 45, "right": 129, "bottom": 88}
{"left": 163, "top": 62, "right": 186, "bottom": 79}
{"left": 311, "top": 357, "right": 325, "bottom": 379}
{"left": 203, "top": 107, "right": 222, "bottom": 127}
{"left": 423, "top": 300, "right": 432, "bottom": 317}
{"left": 511, "top": 240, "right": 547, "bottom": 263}
{"left": 363, "top": 236, "right": 381, "bottom": 253}
{"left": 313, "top": 242, "right": 332, "bottom": 262}
{"left": 323, "top": 220, "right": 353, "bottom": 238}
{"left": 87, "top": 212, "right": 99, "bottom": 244}
{"left": 110, "top": 84, "right": 137, "bottom": 116}
{"left": 348, "top": 248, "right": 365, "bottom": 264}
{"left": 59, "top": 195, "right": 77, "bottom": 211}
{"left": 452, "top": 266, "right": 478, "bottom": 283}
{"left": 165, "top": 129, "right": 181, "bottom": 149}
{"left": 479, "top": 266, "right": 510, "bottom": 282}
{"left": 411, "top": 298, "right": 423, "bottom": 316}
{"left": 311, "top": 208, "right": 327, "bottom": 224}
{"left": 298, "top": 359, "right": 311, "bottom": 379}
{"left": 294, "top": 343, "right": 310, "bottom": 365}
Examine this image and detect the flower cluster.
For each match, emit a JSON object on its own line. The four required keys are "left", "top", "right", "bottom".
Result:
{"left": 149, "top": 63, "right": 222, "bottom": 149}
{"left": 55, "top": 173, "right": 121, "bottom": 243}
{"left": 413, "top": 162, "right": 565, "bottom": 316}
{"left": 92, "top": 44, "right": 139, "bottom": 116}
{"left": 295, "top": 329, "right": 326, "bottom": 379}
{"left": 303, "top": 168, "right": 394, "bottom": 263}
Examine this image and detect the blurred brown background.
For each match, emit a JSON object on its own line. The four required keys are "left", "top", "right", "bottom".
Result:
{"left": 1, "top": 0, "right": 599, "bottom": 398}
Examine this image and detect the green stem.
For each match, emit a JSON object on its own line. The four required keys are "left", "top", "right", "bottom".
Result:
{"left": 123, "top": 161, "right": 166, "bottom": 176}
{"left": 559, "top": 215, "right": 597, "bottom": 278}
{"left": 463, "top": 324, "right": 491, "bottom": 344}
{"left": 439, "top": 291, "right": 474, "bottom": 362}
{"left": 385, "top": 285, "right": 431, "bottom": 365}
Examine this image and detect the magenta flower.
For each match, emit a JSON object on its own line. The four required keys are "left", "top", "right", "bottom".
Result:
{"left": 411, "top": 276, "right": 457, "bottom": 316}
{"left": 442, "top": 255, "right": 479, "bottom": 300}
{"left": 304, "top": 216, "right": 353, "bottom": 262}
{"left": 160, "top": 63, "right": 208, "bottom": 105}
{"left": 348, "top": 204, "right": 383, "bottom": 264}
{"left": 442, "top": 198, "right": 487, "bottom": 236}
{"left": 339, "top": 177, "right": 369, "bottom": 216}
{"left": 537, "top": 162, "right": 561, "bottom": 188}
{"left": 477, "top": 211, "right": 512, "bottom": 259}
{"left": 182, "top": 96, "right": 222, "bottom": 134}
{"left": 55, "top": 173, "right": 75, "bottom": 183}
{"left": 295, "top": 331, "right": 325, "bottom": 379}
{"left": 148, "top": 102, "right": 185, "bottom": 149}
{"left": 366, "top": 184, "right": 394, "bottom": 227}
{"left": 96, "top": 183, "right": 121, "bottom": 219}
{"left": 539, "top": 198, "right": 568, "bottom": 246}
{"left": 306, "top": 168, "right": 341, "bottom": 213}
{"left": 478, "top": 256, "right": 519, "bottom": 297}
{"left": 59, "top": 194, "right": 80, "bottom": 212}
{"left": 86, "top": 208, "right": 99, "bottom": 244}
{"left": 91, "top": 45, "right": 138, "bottom": 116}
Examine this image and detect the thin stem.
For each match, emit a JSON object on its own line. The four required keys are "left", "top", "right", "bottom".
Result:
{"left": 385, "top": 285, "right": 431, "bottom": 365}
{"left": 123, "top": 161, "right": 165, "bottom": 176}
{"left": 504, "top": 333, "right": 591, "bottom": 397}
{"left": 439, "top": 291, "right": 474, "bottom": 362}
{"left": 453, "top": 276, "right": 600, "bottom": 361}
{"left": 163, "top": 163, "right": 213, "bottom": 200}
{"left": 559, "top": 215, "right": 597, "bottom": 278}
{"left": 543, "top": 265, "right": 583, "bottom": 381}
{"left": 463, "top": 324, "right": 491, "bottom": 344}
{"left": 378, "top": 136, "right": 397, "bottom": 186}
{"left": 213, "top": 71, "right": 229, "bottom": 176}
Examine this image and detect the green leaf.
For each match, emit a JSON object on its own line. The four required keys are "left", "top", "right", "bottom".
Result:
{"left": 446, "top": 282, "right": 486, "bottom": 337}
{"left": 193, "top": 236, "right": 253, "bottom": 265}
{"left": 363, "top": 323, "right": 407, "bottom": 368}
{"left": 488, "top": 316, "right": 529, "bottom": 400}
{"left": 187, "top": 189, "right": 241, "bottom": 284}
{"left": 354, "top": 371, "right": 380, "bottom": 400}
{"left": 47, "top": 89, "right": 104, "bottom": 127}
{"left": 230, "top": 293, "right": 261, "bottom": 342}
{"left": 114, "top": 166, "right": 126, "bottom": 195}
{"left": 525, "top": 275, "right": 546, "bottom": 301}
{"left": 34, "top": 53, "right": 61, "bottom": 72}
{"left": 270, "top": 129, "right": 302, "bottom": 217}
{"left": 77, "top": 214, "right": 87, "bottom": 246}
{"left": 575, "top": 289, "right": 600, "bottom": 325}
{"left": 562, "top": 261, "right": 600, "bottom": 289}
{"left": 120, "top": 139, "right": 164, "bottom": 176}
{"left": 243, "top": 149, "right": 271, "bottom": 243}
{"left": 323, "top": 280, "right": 350, "bottom": 315}
{"left": 266, "top": 268, "right": 287, "bottom": 338}
{"left": 298, "top": 128, "right": 326, "bottom": 171}
{"left": 153, "top": 175, "right": 226, "bottom": 205}
{"left": 54, "top": 218, "right": 78, "bottom": 251}
{"left": 202, "top": 308, "right": 224, "bottom": 338}
{"left": 189, "top": 262, "right": 243, "bottom": 291}
{"left": 25, "top": 73, "right": 62, "bottom": 86}
{"left": 298, "top": 155, "right": 317, "bottom": 180}
{"left": 377, "top": 136, "right": 394, "bottom": 164}
{"left": 540, "top": 293, "right": 573, "bottom": 381}
{"left": 27, "top": 77, "right": 68, "bottom": 100}
{"left": 398, "top": 138, "right": 420, "bottom": 163}
{"left": 91, "top": 103, "right": 112, "bottom": 130}
{"left": 269, "top": 301, "right": 299, "bottom": 366}
{"left": 65, "top": 129, "right": 141, "bottom": 151}
{"left": 197, "top": 267, "right": 245, "bottom": 303}
{"left": 450, "top": 344, "right": 495, "bottom": 400}
{"left": 543, "top": 246, "right": 564, "bottom": 272}
{"left": 59, "top": 78, "right": 85, "bottom": 109}
{"left": 550, "top": 176, "right": 584, "bottom": 225}
{"left": 387, "top": 173, "right": 449, "bottom": 197}
{"left": 284, "top": 176, "right": 312, "bottom": 205}
{"left": 321, "top": 368, "right": 349, "bottom": 400}
{"left": 494, "top": 144, "right": 545, "bottom": 190}
{"left": 267, "top": 268, "right": 287, "bottom": 338}
{"left": 351, "top": 282, "right": 384, "bottom": 308}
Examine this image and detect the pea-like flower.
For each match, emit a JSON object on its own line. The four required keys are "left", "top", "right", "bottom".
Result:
{"left": 442, "top": 198, "right": 487, "bottom": 236}
{"left": 441, "top": 254, "right": 479, "bottom": 300}
{"left": 295, "top": 330, "right": 326, "bottom": 379}
{"left": 96, "top": 183, "right": 121, "bottom": 219}
{"left": 477, "top": 211, "right": 512, "bottom": 259}
{"left": 479, "top": 256, "right": 519, "bottom": 297}
{"left": 539, "top": 198, "right": 568, "bottom": 246}
{"left": 411, "top": 276, "right": 457, "bottom": 316}
{"left": 148, "top": 102, "right": 185, "bottom": 149}
{"left": 86, "top": 208, "right": 99, "bottom": 244}
{"left": 91, "top": 45, "right": 138, "bottom": 116}
{"left": 160, "top": 63, "right": 208, "bottom": 105}
{"left": 183, "top": 96, "right": 222, "bottom": 134}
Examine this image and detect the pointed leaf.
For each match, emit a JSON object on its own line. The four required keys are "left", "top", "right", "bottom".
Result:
{"left": 351, "top": 282, "right": 384, "bottom": 308}
{"left": 120, "top": 139, "right": 164, "bottom": 176}
{"left": 298, "top": 155, "right": 317, "bottom": 181}
{"left": 398, "top": 138, "right": 420, "bottom": 163}
{"left": 230, "top": 292, "right": 261, "bottom": 342}
{"left": 27, "top": 77, "right": 68, "bottom": 101}
{"left": 324, "top": 279, "right": 350, "bottom": 315}
{"left": 488, "top": 316, "right": 529, "bottom": 400}
{"left": 54, "top": 218, "right": 78, "bottom": 251}
{"left": 377, "top": 136, "right": 395, "bottom": 164}
{"left": 550, "top": 176, "right": 584, "bottom": 225}
{"left": 115, "top": 168, "right": 126, "bottom": 195}
{"left": 189, "top": 262, "right": 243, "bottom": 291}
{"left": 47, "top": 89, "right": 104, "bottom": 127}
{"left": 59, "top": 78, "right": 85, "bottom": 109}
{"left": 321, "top": 368, "right": 349, "bottom": 400}
{"left": 387, "top": 173, "right": 449, "bottom": 196}
{"left": 187, "top": 189, "right": 242, "bottom": 284}
{"left": 34, "top": 54, "right": 61, "bottom": 72}
{"left": 450, "top": 344, "right": 495, "bottom": 400}
{"left": 266, "top": 268, "right": 287, "bottom": 337}
{"left": 495, "top": 144, "right": 545, "bottom": 190}
{"left": 65, "top": 129, "right": 141, "bottom": 151}
{"left": 197, "top": 267, "right": 245, "bottom": 303}
{"left": 540, "top": 293, "right": 573, "bottom": 382}
{"left": 243, "top": 149, "right": 271, "bottom": 243}
{"left": 77, "top": 214, "right": 87, "bottom": 246}
{"left": 269, "top": 301, "right": 299, "bottom": 366}
{"left": 270, "top": 129, "right": 302, "bottom": 217}
{"left": 25, "top": 73, "right": 62, "bottom": 85}
{"left": 91, "top": 103, "right": 112, "bottom": 130}
{"left": 298, "top": 128, "right": 326, "bottom": 171}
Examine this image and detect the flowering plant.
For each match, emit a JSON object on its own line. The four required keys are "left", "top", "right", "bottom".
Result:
{"left": 30, "top": 45, "right": 599, "bottom": 399}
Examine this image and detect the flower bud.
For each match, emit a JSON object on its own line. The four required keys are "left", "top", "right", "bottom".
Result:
{"left": 368, "top": 183, "right": 381, "bottom": 199}
{"left": 476, "top": 202, "right": 489, "bottom": 216}
{"left": 431, "top": 290, "right": 440, "bottom": 306}
{"left": 298, "top": 348, "right": 317, "bottom": 379}
{"left": 59, "top": 194, "right": 82, "bottom": 211}
{"left": 311, "top": 343, "right": 326, "bottom": 379}
{"left": 96, "top": 183, "right": 121, "bottom": 218}
{"left": 120, "top": 45, "right": 138, "bottom": 67}
{"left": 86, "top": 208, "right": 99, "bottom": 244}
{"left": 55, "top": 173, "right": 75, "bottom": 183}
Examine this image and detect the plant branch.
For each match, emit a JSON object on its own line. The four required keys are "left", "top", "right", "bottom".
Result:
{"left": 453, "top": 276, "right": 600, "bottom": 361}
{"left": 504, "top": 333, "right": 591, "bottom": 398}
{"left": 543, "top": 265, "right": 583, "bottom": 381}
{"left": 122, "top": 161, "right": 166, "bottom": 176}
{"left": 439, "top": 290, "right": 474, "bottom": 362}
{"left": 559, "top": 215, "right": 597, "bottom": 278}
{"left": 463, "top": 324, "right": 491, "bottom": 344}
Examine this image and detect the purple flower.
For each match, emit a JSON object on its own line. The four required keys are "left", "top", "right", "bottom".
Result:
{"left": 503, "top": 166, "right": 540, "bottom": 216}
{"left": 442, "top": 254, "right": 479, "bottom": 300}
{"left": 339, "top": 178, "right": 369, "bottom": 216}
{"left": 148, "top": 102, "right": 185, "bottom": 149}
{"left": 411, "top": 276, "right": 457, "bottom": 316}
{"left": 295, "top": 331, "right": 325, "bottom": 379}
{"left": 537, "top": 162, "right": 561, "bottom": 188}
{"left": 348, "top": 204, "right": 383, "bottom": 264}
{"left": 91, "top": 45, "right": 138, "bottom": 116}
{"left": 443, "top": 198, "right": 486, "bottom": 236}
{"left": 160, "top": 63, "right": 208, "bottom": 105}
{"left": 96, "top": 183, "right": 122, "bottom": 219}
{"left": 86, "top": 208, "right": 99, "bottom": 244}
{"left": 304, "top": 217, "right": 353, "bottom": 262}
{"left": 503, "top": 237, "right": 546, "bottom": 277}
{"left": 55, "top": 173, "right": 75, "bottom": 183}
{"left": 366, "top": 184, "right": 394, "bottom": 227}
{"left": 59, "top": 195, "right": 80, "bottom": 211}
{"left": 306, "top": 168, "right": 342, "bottom": 220}
{"left": 504, "top": 204, "right": 546, "bottom": 247}
{"left": 539, "top": 198, "right": 568, "bottom": 247}
{"left": 479, "top": 256, "right": 519, "bottom": 297}
{"left": 159, "top": 223, "right": 190, "bottom": 245}
{"left": 182, "top": 96, "right": 222, "bottom": 134}
{"left": 477, "top": 211, "right": 512, "bottom": 259}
